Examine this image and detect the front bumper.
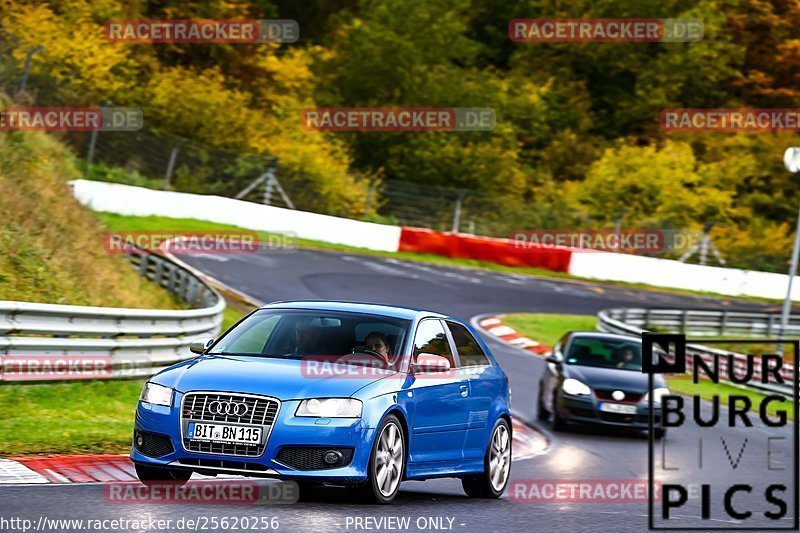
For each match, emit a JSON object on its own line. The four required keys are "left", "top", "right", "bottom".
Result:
{"left": 131, "top": 393, "right": 376, "bottom": 483}
{"left": 556, "top": 394, "right": 663, "bottom": 430}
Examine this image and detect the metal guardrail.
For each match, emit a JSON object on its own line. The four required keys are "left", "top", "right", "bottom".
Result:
{"left": 597, "top": 308, "right": 796, "bottom": 397}
{"left": 0, "top": 247, "right": 225, "bottom": 382}
{"left": 598, "top": 308, "right": 800, "bottom": 338}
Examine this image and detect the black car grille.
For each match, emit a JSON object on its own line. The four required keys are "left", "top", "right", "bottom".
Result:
{"left": 135, "top": 431, "right": 174, "bottom": 458}
{"left": 594, "top": 389, "right": 644, "bottom": 403}
{"left": 178, "top": 458, "right": 269, "bottom": 472}
{"left": 275, "top": 447, "right": 354, "bottom": 470}
{"left": 599, "top": 412, "right": 638, "bottom": 423}
{"left": 181, "top": 392, "right": 280, "bottom": 457}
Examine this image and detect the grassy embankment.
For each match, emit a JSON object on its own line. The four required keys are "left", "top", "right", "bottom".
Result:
{"left": 0, "top": 129, "right": 185, "bottom": 455}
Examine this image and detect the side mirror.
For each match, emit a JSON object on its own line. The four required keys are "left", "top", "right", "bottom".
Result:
{"left": 413, "top": 353, "right": 452, "bottom": 373}
{"left": 545, "top": 354, "right": 561, "bottom": 365}
{"left": 190, "top": 337, "right": 215, "bottom": 355}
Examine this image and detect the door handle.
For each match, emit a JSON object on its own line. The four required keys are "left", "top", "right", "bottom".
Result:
{"left": 460, "top": 385, "right": 469, "bottom": 397}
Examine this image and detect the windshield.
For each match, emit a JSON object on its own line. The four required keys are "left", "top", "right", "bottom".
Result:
{"left": 565, "top": 337, "right": 642, "bottom": 371}
{"left": 208, "top": 309, "right": 411, "bottom": 369}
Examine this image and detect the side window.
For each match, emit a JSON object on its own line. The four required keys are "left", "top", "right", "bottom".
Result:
{"left": 554, "top": 333, "right": 570, "bottom": 359}
{"left": 412, "top": 320, "right": 455, "bottom": 367}
{"left": 446, "top": 321, "right": 490, "bottom": 367}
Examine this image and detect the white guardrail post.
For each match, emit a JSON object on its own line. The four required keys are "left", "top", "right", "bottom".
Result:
{"left": 0, "top": 247, "right": 225, "bottom": 382}
{"left": 597, "top": 308, "right": 796, "bottom": 397}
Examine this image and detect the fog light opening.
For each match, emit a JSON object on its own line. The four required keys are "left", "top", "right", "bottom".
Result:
{"left": 323, "top": 450, "right": 343, "bottom": 465}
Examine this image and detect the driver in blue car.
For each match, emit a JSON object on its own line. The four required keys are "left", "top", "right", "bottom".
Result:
{"left": 363, "top": 331, "right": 391, "bottom": 362}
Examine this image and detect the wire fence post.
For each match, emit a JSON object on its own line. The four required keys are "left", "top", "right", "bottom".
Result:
{"left": 451, "top": 190, "right": 466, "bottom": 234}
{"left": 364, "top": 180, "right": 375, "bottom": 214}
{"left": 16, "top": 45, "right": 44, "bottom": 98}
{"left": 85, "top": 128, "right": 98, "bottom": 176}
{"left": 163, "top": 138, "right": 185, "bottom": 189}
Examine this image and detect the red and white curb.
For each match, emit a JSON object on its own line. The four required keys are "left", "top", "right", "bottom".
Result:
{"left": 0, "top": 420, "right": 545, "bottom": 485}
{"left": 478, "top": 316, "right": 553, "bottom": 356}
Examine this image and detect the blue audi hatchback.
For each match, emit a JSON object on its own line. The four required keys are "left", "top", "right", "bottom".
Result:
{"left": 131, "top": 301, "right": 512, "bottom": 503}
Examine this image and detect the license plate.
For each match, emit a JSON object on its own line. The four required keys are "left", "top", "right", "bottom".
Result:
{"left": 188, "top": 422, "right": 262, "bottom": 445}
{"left": 599, "top": 403, "right": 638, "bottom": 415}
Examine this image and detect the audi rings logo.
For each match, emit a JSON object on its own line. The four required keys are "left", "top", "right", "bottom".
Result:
{"left": 207, "top": 400, "right": 248, "bottom": 417}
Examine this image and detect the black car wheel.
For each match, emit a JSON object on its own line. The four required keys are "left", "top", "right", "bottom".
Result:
{"left": 551, "top": 393, "right": 567, "bottom": 431}
{"left": 462, "top": 418, "right": 511, "bottom": 498}
{"left": 134, "top": 463, "right": 192, "bottom": 486}
{"left": 536, "top": 389, "right": 550, "bottom": 421}
{"left": 653, "top": 427, "right": 666, "bottom": 439}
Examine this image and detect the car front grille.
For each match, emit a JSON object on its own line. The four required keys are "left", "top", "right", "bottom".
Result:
{"left": 594, "top": 389, "right": 644, "bottom": 403}
{"left": 181, "top": 392, "right": 280, "bottom": 457}
{"left": 178, "top": 458, "right": 269, "bottom": 472}
{"left": 599, "top": 412, "right": 638, "bottom": 424}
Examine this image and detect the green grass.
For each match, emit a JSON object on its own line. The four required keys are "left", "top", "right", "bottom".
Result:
{"left": 93, "top": 212, "right": 776, "bottom": 304}
{"left": 501, "top": 313, "right": 597, "bottom": 347}
{"left": 668, "top": 375, "right": 794, "bottom": 421}
{"left": 0, "top": 380, "right": 144, "bottom": 455}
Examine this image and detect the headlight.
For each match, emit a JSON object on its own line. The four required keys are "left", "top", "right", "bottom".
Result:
{"left": 296, "top": 398, "right": 363, "bottom": 418}
{"left": 140, "top": 382, "right": 173, "bottom": 407}
{"left": 562, "top": 378, "right": 591, "bottom": 396}
{"left": 644, "top": 387, "right": 670, "bottom": 404}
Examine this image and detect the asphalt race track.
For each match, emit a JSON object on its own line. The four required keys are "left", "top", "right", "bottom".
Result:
{"left": 1, "top": 249, "right": 793, "bottom": 532}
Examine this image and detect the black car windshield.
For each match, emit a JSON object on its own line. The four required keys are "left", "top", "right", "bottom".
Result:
{"left": 207, "top": 309, "right": 411, "bottom": 369}
{"left": 565, "top": 337, "right": 642, "bottom": 371}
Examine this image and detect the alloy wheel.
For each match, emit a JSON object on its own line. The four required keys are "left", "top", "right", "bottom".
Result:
{"left": 375, "top": 421, "right": 403, "bottom": 497}
{"left": 489, "top": 423, "right": 511, "bottom": 491}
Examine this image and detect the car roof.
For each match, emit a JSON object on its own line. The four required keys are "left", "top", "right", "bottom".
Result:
{"left": 568, "top": 331, "right": 642, "bottom": 343}
{"left": 260, "top": 300, "right": 448, "bottom": 321}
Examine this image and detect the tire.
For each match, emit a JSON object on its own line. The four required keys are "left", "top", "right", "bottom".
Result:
{"left": 653, "top": 427, "right": 666, "bottom": 440}
{"left": 536, "top": 389, "right": 550, "bottom": 421}
{"left": 461, "top": 418, "right": 512, "bottom": 498}
{"left": 295, "top": 480, "right": 324, "bottom": 501}
{"left": 350, "top": 414, "right": 405, "bottom": 504}
{"left": 134, "top": 463, "right": 192, "bottom": 487}
{"left": 551, "top": 393, "right": 567, "bottom": 431}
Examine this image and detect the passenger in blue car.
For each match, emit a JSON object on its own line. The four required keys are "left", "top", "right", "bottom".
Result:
{"left": 290, "top": 319, "right": 327, "bottom": 356}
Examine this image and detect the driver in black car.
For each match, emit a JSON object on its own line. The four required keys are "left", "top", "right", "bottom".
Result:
{"left": 614, "top": 346, "right": 641, "bottom": 370}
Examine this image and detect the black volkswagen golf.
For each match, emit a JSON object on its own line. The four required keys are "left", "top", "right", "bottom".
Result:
{"left": 537, "top": 332, "right": 668, "bottom": 438}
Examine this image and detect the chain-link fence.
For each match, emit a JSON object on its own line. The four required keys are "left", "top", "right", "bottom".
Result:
{"left": 0, "top": 37, "right": 748, "bottom": 267}
{"left": 1, "top": 35, "right": 566, "bottom": 238}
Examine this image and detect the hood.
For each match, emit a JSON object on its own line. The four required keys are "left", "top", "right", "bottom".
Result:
{"left": 151, "top": 355, "right": 399, "bottom": 400}
{"left": 565, "top": 364, "right": 663, "bottom": 393}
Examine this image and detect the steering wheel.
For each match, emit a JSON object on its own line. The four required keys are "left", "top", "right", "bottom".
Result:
{"left": 349, "top": 345, "right": 386, "bottom": 363}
